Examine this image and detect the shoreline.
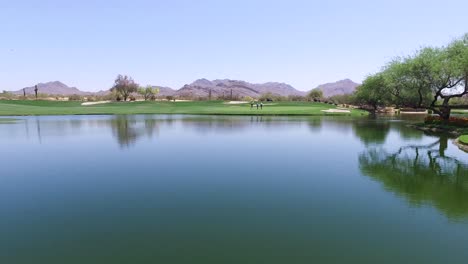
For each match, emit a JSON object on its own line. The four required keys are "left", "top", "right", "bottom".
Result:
{"left": 454, "top": 138, "right": 468, "bottom": 152}
{"left": 0, "top": 112, "right": 361, "bottom": 117}
{"left": 408, "top": 124, "right": 468, "bottom": 137}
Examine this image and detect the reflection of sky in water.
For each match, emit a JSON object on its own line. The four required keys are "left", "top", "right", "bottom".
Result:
{"left": 1, "top": 115, "right": 467, "bottom": 264}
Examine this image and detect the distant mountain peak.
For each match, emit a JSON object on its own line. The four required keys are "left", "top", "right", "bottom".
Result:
{"left": 10, "top": 81, "right": 90, "bottom": 96}
{"left": 190, "top": 78, "right": 213, "bottom": 87}
{"left": 315, "top": 79, "right": 360, "bottom": 97}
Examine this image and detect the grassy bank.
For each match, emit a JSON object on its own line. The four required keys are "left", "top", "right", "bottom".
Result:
{"left": 455, "top": 135, "right": 468, "bottom": 152}
{"left": 0, "top": 100, "right": 367, "bottom": 116}
{"left": 460, "top": 135, "right": 468, "bottom": 145}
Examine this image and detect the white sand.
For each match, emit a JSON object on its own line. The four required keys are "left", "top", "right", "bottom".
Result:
{"left": 225, "top": 101, "right": 249, "bottom": 104}
{"left": 400, "top": 111, "right": 428, "bottom": 114}
{"left": 81, "top": 101, "right": 111, "bottom": 106}
{"left": 321, "top": 109, "right": 351, "bottom": 113}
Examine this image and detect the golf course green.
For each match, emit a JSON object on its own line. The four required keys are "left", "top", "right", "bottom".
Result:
{"left": 0, "top": 100, "right": 367, "bottom": 116}
{"left": 460, "top": 135, "right": 468, "bottom": 145}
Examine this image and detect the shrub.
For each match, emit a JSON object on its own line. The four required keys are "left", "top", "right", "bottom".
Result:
{"left": 328, "top": 94, "right": 356, "bottom": 105}
{"left": 100, "top": 93, "right": 116, "bottom": 101}
{"left": 259, "top": 92, "right": 288, "bottom": 102}
{"left": 37, "top": 93, "right": 49, "bottom": 99}
{"left": 424, "top": 116, "right": 468, "bottom": 127}
{"left": 68, "top": 94, "right": 83, "bottom": 101}
{"left": 288, "top": 95, "right": 306, "bottom": 101}
{"left": 0, "top": 91, "right": 16, "bottom": 100}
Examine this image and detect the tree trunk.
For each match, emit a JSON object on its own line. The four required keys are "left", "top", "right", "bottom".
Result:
{"left": 372, "top": 103, "right": 378, "bottom": 113}
{"left": 417, "top": 87, "right": 424, "bottom": 108}
{"left": 440, "top": 97, "right": 451, "bottom": 123}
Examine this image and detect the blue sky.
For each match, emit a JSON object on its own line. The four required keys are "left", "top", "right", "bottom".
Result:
{"left": 1, "top": 0, "right": 467, "bottom": 92}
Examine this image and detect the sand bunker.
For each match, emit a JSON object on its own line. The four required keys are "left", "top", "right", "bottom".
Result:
{"left": 225, "top": 101, "right": 249, "bottom": 104}
{"left": 81, "top": 101, "right": 111, "bottom": 106}
{"left": 321, "top": 109, "right": 351, "bottom": 113}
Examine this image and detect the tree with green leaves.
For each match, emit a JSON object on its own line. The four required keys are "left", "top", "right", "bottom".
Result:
{"left": 307, "top": 89, "right": 323, "bottom": 101}
{"left": 427, "top": 34, "right": 468, "bottom": 120}
{"left": 138, "top": 85, "right": 160, "bottom": 101}
{"left": 328, "top": 94, "right": 355, "bottom": 105}
{"left": 111, "top": 75, "right": 138, "bottom": 101}
{"left": 357, "top": 33, "right": 468, "bottom": 121}
{"left": 354, "top": 73, "right": 390, "bottom": 112}
{"left": 375, "top": 51, "right": 435, "bottom": 110}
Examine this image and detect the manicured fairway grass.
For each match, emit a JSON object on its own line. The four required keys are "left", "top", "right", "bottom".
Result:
{"left": 0, "top": 100, "right": 367, "bottom": 116}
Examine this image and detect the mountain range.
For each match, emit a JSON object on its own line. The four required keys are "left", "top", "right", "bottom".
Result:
{"left": 8, "top": 79, "right": 360, "bottom": 98}
{"left": 10, "top": 81, "right": 109, "bottom": 96}
{"left": 172, "top": 79, "right": 306, "bottom": 98}
{"left": 314, "top": 79, "right": 360, "bottom": 97}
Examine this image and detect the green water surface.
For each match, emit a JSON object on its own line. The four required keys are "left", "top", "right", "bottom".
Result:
{"left": 0, "top": 115, "right": 467, "bottom": 263}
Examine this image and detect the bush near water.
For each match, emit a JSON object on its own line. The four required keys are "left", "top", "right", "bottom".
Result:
{"left": 424, "top": 116, "right": 468, "bottom": 127}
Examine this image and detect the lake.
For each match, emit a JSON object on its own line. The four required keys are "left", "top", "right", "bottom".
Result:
{"left": 1, "top": 115, "right": 467, "bottom": 263}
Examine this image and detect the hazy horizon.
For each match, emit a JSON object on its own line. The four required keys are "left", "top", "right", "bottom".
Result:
{"left": 1, "top": 0, "right": 467, "bottom": 92}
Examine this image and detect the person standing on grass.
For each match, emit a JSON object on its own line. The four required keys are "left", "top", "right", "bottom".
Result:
{"left": 256, "top": 103, "right": 259, "bottom": 109}
{"left": 260, "top": 102, "right": 263, "bottom": 110}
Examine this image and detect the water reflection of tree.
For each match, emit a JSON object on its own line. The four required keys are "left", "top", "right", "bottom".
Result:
{"left": 144, "top": 119, "right": 160, "bottom": 139}
{"left": 179, "top": 116, "right": 307, "bottom": 134}
{"left": 353, "top": 121, "right": 391, "bottom": 145}
{"left": 35, "top": 118, "right": 42, "bottom": 144}
{"left": 359, "top": 137, "right": 468, "bottom": 219}
{"left": 110, "top": 116, "right": 160, "bottom": 148}
{"left": 307, "top": 118, "right": 322, "bottom": 133}
{"left": 181, "top": 117, "right": 250, "bottom": 133}
{"left": 396, "top": 123, "right": 423, "bottom": 140}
